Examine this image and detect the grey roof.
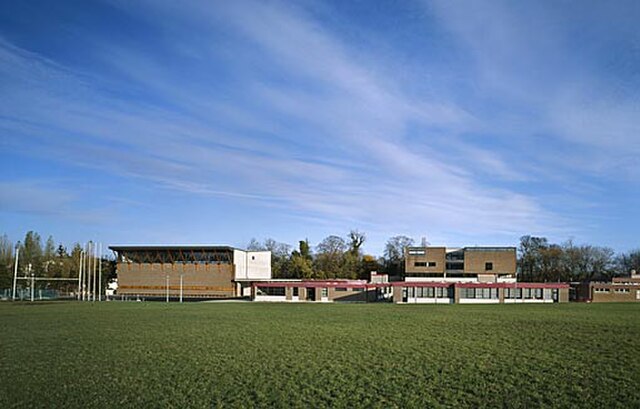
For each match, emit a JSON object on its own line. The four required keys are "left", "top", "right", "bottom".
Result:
{"left": 108, "top": 245, "right": 239, "bottom": 252}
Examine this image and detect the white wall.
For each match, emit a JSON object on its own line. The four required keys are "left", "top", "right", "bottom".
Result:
{"left": 234, "top": 250, "right": 272, "bottom": 280}
{"left": 458, "top": 299, "right": 500, "bottom": 304}
{"left": 406, "top": 297, "right": 453, "bottom": 304}
{"left": 405, "top": 277, "right": 477, "bottom": 283}
{"left": 234, "top": 249, "right": 247, "bottom": 279}
{"left": 254, "top": 295, "right": 286, "bottom": 302}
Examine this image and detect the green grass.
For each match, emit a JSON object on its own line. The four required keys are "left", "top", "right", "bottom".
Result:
{"left": 1, "top": 302, "right": 639, "bottom": 408}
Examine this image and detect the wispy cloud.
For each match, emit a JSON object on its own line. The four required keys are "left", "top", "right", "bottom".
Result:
{"left": 7, "top": 0, "right": 636, "bottom": 250}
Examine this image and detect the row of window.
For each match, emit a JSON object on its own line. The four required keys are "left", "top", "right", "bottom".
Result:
{"left": 406, "top": 287, "right": 452, "bottom": 298}
{"left": 414, "top": 261, "right": 437, "bottom": 267}
{"left": 412, "top": 262, "right": 493, "bottom": 270}
{"left": 257, "top": 286, "right": 365, "bottom": 297}
{"left": 459, "top": 288, "right": 499, "bottom": 299}
{"left": 594, "top": 288, "right": 630, "bottom": 294}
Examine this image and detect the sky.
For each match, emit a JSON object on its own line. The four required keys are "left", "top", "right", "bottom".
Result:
{"left": 1, "top": 0, "right": 639, "bottom": 256}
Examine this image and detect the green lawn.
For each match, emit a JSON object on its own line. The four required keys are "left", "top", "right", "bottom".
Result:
{"left": 1, "top": 302, "right": 639, "bottom": 408}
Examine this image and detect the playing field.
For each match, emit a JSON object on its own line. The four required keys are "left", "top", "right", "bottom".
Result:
{"left": 1, "top": 302, "right": 639, "bottom": 408}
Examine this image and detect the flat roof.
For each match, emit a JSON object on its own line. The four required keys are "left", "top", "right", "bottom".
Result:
{"left": 109, "top": 245, "right": 239, "bottom": 252}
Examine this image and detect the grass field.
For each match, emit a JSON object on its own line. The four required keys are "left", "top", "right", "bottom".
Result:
{"left": 1, "top": 302, "right": 639, "bottom": 408}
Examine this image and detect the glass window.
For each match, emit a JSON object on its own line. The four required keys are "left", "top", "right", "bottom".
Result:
{"left": 485, "top": 262, "right": 493, "bottom": 271}
{"left": 428, "top": 262, "right": 437, "bottom": 267}
{"left": 293, "top": 287, "right": 299, "bottom": 297}
{"left": 257, "top": 286, "right": 285, "bottom": 296}
{"left": 321, "top": 288, "right": 328, "bottom": 297}
{"left": 414, "top": 262, "right": 427, "bottom": 267}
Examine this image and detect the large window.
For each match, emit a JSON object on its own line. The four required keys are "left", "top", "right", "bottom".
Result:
{"left": 414, "top": 262, "right": 427, "bottom": 267}
{"left": 257, "top": 286, "right": 285, "bottom": 296}
{"left": 461, "top": 288, "right": 498, "bottom": 299}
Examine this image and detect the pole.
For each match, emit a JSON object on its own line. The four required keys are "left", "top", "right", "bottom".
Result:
{"left": 180, "top": 274, "right": 183, "bottom": 303}
{"left": 87, "top": 242, "right": 92, "bottom": 301}
{"left": 12, "top": 247, "right": 19, "bottom": 301}
{"left": 92, "top": 242, "right": 97, "bottom": 302}
{"left": 78, "top": 250, "right": 83, "bottom": 301}
{"left": 166, "top": 275, "right": 170, "bottom": 303}
{"left": 98, "top": 243, "right": 102, "bottom": 302}
{"left": 30, "top": 273, "right": 35, "bottom": 302}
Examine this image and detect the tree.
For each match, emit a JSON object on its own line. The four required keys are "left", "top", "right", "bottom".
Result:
{"left": 262, "top": 238, "right": 291, "bottom": 278}
{"left": 616, "top": 249, "right": 640, "bottom": 276}
{"left": 361, "top": 254, "right": 381, "bottom": 278}
{"left": 539, "top": 244, "right": 563, "bottom": 282}
{"left": 315, "top": 235, "right": 347, "bottom": 278}
{"left": 21, "top": 231, "right": 43, "bottom": 274}
{"left": 383, "top": 235, "right": 414, "bottom": 277}
{"left": 43, "top": 235, "right": 56, "bottom": 274}
{"left": 347, "top": 230, "right": 366, "bottom": 257}
{"left": 518, "top": 235, "right": 548, "bottom": 281}
{"left": 246, "top": 238, "right": 264, "bottom": 251}
{"left": 0, "top": 234, "right": 13, "bottom": 288}
{"left": 289, "top": 240, "right": 314, "bottom": 278}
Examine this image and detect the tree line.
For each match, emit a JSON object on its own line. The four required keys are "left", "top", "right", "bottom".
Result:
{"left": 1, "top": 230, "right": 638, "bottom": 286}
{"left": 518, "top": 235, "right": 640, "bottom": 282}
{"left": 0, "top": 231, "right": 116, "bottom": 292}
{"left": 246, "top": 231, "right": 415, "bottom": 279}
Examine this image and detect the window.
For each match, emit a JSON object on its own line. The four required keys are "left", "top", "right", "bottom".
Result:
{"left": 472, "top": 288, "right": 498, "bottom": 299}
{"left": 352, "top": 287, "right": 364, "bottom": 292}
{"left": 293, "top": 287, "right": 299, "bottom": 297}
{"left": 408, "top": 249, "right": 426, "bottom": 255}
{"left": 251, "top": 256, "right": 255, "bottom": 260}
{"left": 428, "top": 262, "right": 437, "bottom": 267}
{"left": 414, "top": 262, "right": 427, "bottom": 267}
{"left": 257, "top": 286, "right": 285, "bottom": 296}
{"left": 614, "top": 288, "right": 630, "bottom": 294}
{"left": 485, "top": 262, "right": 493, "bottom": 271}
{"left": 406, "top": 273, "right": 444, "bottom": 277}
{"left": 335, "top": 287, "right": 348, "bottom": 292}
{"left": 435, "top": 287, "right": 448, "bottom": 298}
{"left": 461, "top": 288, "right": 475, "bottom": 298}
{"left": 321, "top": 288, "right": 328, "bottom": 297}
{"left": 594, "top": 288, "right": 609, "bottom": 293}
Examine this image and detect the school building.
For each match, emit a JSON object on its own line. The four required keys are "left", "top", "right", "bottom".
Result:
{"left": 573, "top": 271, "right": 640, "bottom": 302}
{"left": 109, "top": 245, "right": 271, "bottom": 298}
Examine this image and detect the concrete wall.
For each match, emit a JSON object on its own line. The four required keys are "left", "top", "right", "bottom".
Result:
{"left": 117, "top": 262, "right": 235, "bottom": 297}
{"left": 590, "top": 285, "right": 640, "bottom": 302}
{"left": 405, "top": 247, "right": 446, "bottom": 274}
{"left": 464, "top": 249, "right": 516, "bottom": 275}
{"left": 233, "top": 250, "right": 271, "bottom": 280}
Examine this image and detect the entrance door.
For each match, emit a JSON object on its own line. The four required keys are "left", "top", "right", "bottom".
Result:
{"left": 306, "top": 287, "right": 315, "bottom": 301}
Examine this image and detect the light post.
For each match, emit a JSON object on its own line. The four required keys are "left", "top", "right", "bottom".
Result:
{"left": 78, "top": 250, "right": 84, "bottom": 301}
{"left": 166, "top": 275, "right": 170, "bottom": 303}
{"left": 98, "top": 243, "right": 102, "bottom": 302}
{"left": 30, "top": 272, "right": 35, "bottom": 302}
{"left": 180, "top": 274, "right": 183, "bottom": 303}
{"left": 12, "top": 243, "right": 20, "bottom": 301}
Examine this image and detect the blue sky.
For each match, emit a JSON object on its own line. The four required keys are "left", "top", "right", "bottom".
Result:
{"left": 1, "top": 0, "right": 639, "bottom": 255}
